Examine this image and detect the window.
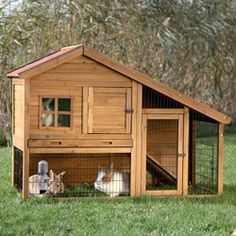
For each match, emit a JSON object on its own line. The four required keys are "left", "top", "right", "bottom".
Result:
{"left": 41, "top": 97, "right": 72, "bottom": 128}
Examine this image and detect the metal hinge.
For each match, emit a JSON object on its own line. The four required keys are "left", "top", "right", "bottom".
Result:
{"left": 177, "top": 153, "right": 185, "bottom": 158}
{"left": 125, "top": 107, "right": 134, "bottom": 113}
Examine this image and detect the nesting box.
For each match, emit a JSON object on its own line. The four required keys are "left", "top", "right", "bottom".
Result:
{"left": 7, "top": 45, "right": 231, "bottom": 198}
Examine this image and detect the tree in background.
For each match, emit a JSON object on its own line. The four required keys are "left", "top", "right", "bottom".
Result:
{"left": 0, "top": 0, "right": 235, "bottom": 142}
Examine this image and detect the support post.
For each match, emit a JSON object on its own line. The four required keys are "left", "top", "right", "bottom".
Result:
{"left": 183, "top": 107, "right": 189, "bottom": 195}
{"left": 23, "top": 78, "right": 30, "bottom": 199}
{"left": 218, "top": 123, "right": 224, "bottom": 195}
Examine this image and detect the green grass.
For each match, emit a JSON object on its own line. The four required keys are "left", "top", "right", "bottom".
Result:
{"left": 0, "top": 132, "right": 236, "bottom": 236}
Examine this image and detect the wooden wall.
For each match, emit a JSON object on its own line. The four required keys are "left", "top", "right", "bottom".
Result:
{"left": 12, "top": 80, "right": 24, "bottom": 150}
{"left": 29, "top": 55, "right": 132, "bottom": 140}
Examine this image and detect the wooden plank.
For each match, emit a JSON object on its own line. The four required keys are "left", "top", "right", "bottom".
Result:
{"left": 82, "top": 87, "right": 88, "bottom": 134}
{"left": 12, "top": 81, "right": 15, "bottom": 186}
{"left": 183, "top": 107, "right": 189, "bottom": 195}
{"left": 87, "top": 87, "right": 94, "bottom": 133}
{"left": 83, "top": 46, "right": 231, "bottom": 124}
{"left": 218, "top": 123, "right": 224, "bottom": 194}
{"left": 145, "top": 190, "right": 181, "bottom": 196}
{"left": 126, "top": 88, "right": 132, "bottom": 134}
{"left": 30, "top": 133, "right": 132, "bottom": 140}
{"left": 12, "top": 79, "right": 24, "bottom": 85}
{"left": 130, "top": 81, "right": 137, "bottom": 197}
{"left": 142, "top": 109, "right": 184, "bottom": 114}
{"left": 13, "top": 83, "right": 24, "bottom": 151}
{"left": 177, "top": 114, "right": 183, "bottom": 194}
{"left": 23, "top": 79, "right": 30, "bottom": 199}
{"left": 28, "top": 139, "right": 133, "bottom": 148}
{"left": 136, "top": 84, "right": 142, "bottom": 196}
{"left": 29, "top": 147, "right": 132, "bottom": 154}
{"left": 146, "top": 114, "right": 182, "bottom": 120}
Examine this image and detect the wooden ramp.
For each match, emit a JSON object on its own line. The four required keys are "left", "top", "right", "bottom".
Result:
{"left": 147, "top": 155, "right": 176, "bottom": 184}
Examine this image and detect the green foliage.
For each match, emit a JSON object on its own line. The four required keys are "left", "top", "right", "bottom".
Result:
{"left": 0, "top": 133, "right": 236, "bottom": 235}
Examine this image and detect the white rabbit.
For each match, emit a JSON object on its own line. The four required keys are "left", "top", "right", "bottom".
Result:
{"left": 28, "top": 170, "right": 65, "bottom": 196}
{"left": 94, "top": 163, "right": 130, "bottom": 197}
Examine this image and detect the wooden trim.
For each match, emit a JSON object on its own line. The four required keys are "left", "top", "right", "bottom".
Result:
{"left": 177, "top": 114, "right": 183, "bottom": 194}
{"left": 23, "top": 79, "right": 30, "bottom": 199}
{"left": 146, "top": 113, "right": 182, "bottom": 120}
{"left": 130, "top": 81, "right": 137, "bottom": 197}
{"left": 12, "top": 79, "right": 24, "bottom": 85}
{"left": 39, "top": 96, "right": 73, "bottom": 129}
{"left": 136, "top": 83, "right": 142, "bottom": 196}
{"left": 141, "top": 113, "right": 184, "bottom": 196}
{"left": 183, "top": 107, "right": 189, "bottom": 195}
{"left": 30, "top": 133, "right": 132, "bottom": 140}
{"left": 145, "top": 190, "right": 181, "bottom": 196}
{"left": 87, "top": 87, "right": 94, "bottom": 133}
{"left": 218, "top": 123, "right": 224, "bottom": 195}
{"left": 54, "top": 98, "right": 58, "bottom": 127}
{"left": 16, "top": 47, "right": 83, "bottom": 79}
{"left": 83, "top": 46, "right": 231, "bottom": 124}
{"left": 29, "top": 147, "right": 132, "bottom": 154}
{"left": 82, "top": 87, "right": 88, "bottom": 134}
{"left": 11, "top": 80, "right": 14, "bottom": 186}
{"left": 28, "top": 139, "right": 133, "bottom": 148}
{"left": 126, "top": 88, "right": 132, "bottom": 134}
{"left": 142, "top": 109, "right": 184, "bottom": 114}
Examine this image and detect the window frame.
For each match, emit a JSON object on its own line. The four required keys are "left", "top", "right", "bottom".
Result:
{"left": 39, "top": 96, "right": 73, "bottom": 129}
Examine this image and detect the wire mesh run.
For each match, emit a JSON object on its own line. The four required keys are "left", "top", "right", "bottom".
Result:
{"left": 29, "top": 153, "right": 130, "bottom": 197}
{"left": 146, "top": 119, "right": 178, "bottom": 191}
{"left": 143, "top": 86, "right": 183, "bottom": 108}
{"left": 189, "top": 110, "right": 218, "bottom": 195}
{"left": 13, "top": 146, "right": 23, "bottom": 191}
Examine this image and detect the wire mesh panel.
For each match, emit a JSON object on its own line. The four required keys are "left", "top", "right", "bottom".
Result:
{"left": 143, "top": 86, "right": 183, "bottom": 108}
{"left": 13, "top": 146, "right": 23, "bottom": 191}
{"left": 189, "top": 110, "right": 218, "bottom": 195}
{"left": 146, "top": 119, "right": 178, "bottom": 191}
{"left": 29, "top": 153, "right": 130, "bottom": 197}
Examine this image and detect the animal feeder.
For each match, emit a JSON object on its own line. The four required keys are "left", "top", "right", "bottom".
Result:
{"left": 7, "top": 44, "right": 231, "bottom": 199}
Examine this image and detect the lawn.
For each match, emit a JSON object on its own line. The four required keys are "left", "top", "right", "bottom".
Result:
{"left": 0, "top": 133, "right": 236, "bottom": 236}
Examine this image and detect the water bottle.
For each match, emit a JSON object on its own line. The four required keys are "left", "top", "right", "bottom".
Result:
{"left": 38, "top": 160, "right": 49, "bottom": 194}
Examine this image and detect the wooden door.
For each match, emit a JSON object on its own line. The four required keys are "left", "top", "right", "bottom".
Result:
{"left": 141, "top": 113, "right": 184, "bottom": 196}
{"left": 84, "top": 87, "right": 132, "bottom": 134}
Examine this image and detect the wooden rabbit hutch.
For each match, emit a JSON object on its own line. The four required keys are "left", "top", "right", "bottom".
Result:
{"left": 7, "top": 45, "right": 231, "bottom": 199}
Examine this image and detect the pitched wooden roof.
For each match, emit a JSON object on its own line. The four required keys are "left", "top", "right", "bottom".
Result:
{"left": 7, "top": 44, "right": 231, "bottom": 124}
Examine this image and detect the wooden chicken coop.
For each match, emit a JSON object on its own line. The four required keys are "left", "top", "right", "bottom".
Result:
{"left": 7, "top": 44, "right": 231, "bottom": 199}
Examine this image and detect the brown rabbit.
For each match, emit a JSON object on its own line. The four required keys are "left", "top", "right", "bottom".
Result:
{"left": 48, "top": 170, "right": 66, "bottom": 194}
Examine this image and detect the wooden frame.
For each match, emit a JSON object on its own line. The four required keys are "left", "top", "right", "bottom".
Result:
{"left": 218, "top": 123, "right": 224, "bottom": 194}
{"left": 23, "top": 79, "right": 30, "bottom": 199}
{"left": 141, "top": 112, "right": 184, "bottom": 196}
{"left": 183, "top": 107, "right": 189, "bottom": 195}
